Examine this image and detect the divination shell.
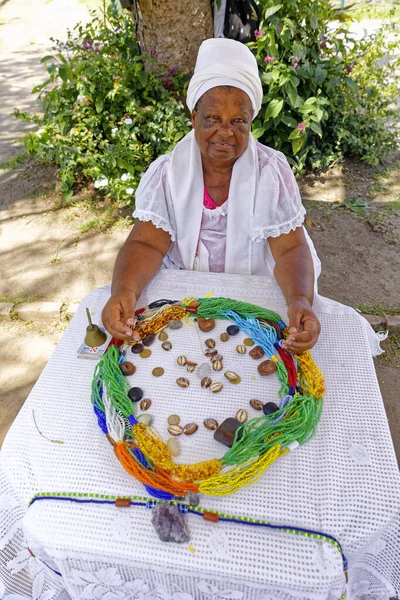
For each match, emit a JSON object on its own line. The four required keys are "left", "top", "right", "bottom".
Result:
{"left": 142, "top": 333, "right": 156, "bottom": 347}
{"left": 158, "top": 331, "right": 168, "bottom": 341}
{"left": 120, "top": 361, "right": 136, "bottom": 376}
{"left": 210, "top": 382, "right": 223, "bottom": 393}
{"left": 258, "top": 360, "right": 277, "bottom": 376}
{"left": 263, "top": 402, "right": 279, "bottom": 415}
{"left": 162, "top": 341, "right": 172, "bottom": 351}
{"left": 235, "top": 409, "right": 248, "bottom": 423}
{"left": 152, "top": 367, "right": 164, "bottom": 377}
{"left": 167, "top": 437, "right": 180, "bottom": 457}
{"left": 137, "top": 413, "right": 153, "bottom": 426}
{"left": 131, "top": 343, "right": 144, "bottom": 354}
{"left": 211, "top": 353, "right": 223, "bottom": 363}
{"left": 128, "top": 387, "right": 143, "bottom": 403}
{"left": 205, "top": 338, "right": 216, "bottom": 349}
{"left": 204, "top": 418, "right": 218, "bottom": 431}
{"left": 197, "top": 362, "right": 211, "bottom": 379}
{"left": 197, "top": 317, "right": 215, "bottom": 333}
{"left": 201, "top": 376, "right": 212, "bottom": 388}
{"left": 226, "top": 325, "right": 240, "bottom": 336}
{"left": 243, "top": 338, "right": 255, "bottom": 347}
{"left": 168, "top": 414, "right": 181, "bottom": 426}
{"left": 140, "top": 348, "right": 152, "bottom": 359}
{"left": 176, "top": 377, "right": 190, "bottom": 388}
{"left": 205, "top": 348, "right": 218, "bottom": 358}
{"left": 220, "top": 332, "right": 229, "bottom": 342}
{"left": 212, "top": 360, "right": 223, "bottom": 371}
{"left": 183, "top": 422, "right": 198, "bottom": 436}
{"left": 250, "top": 399, "right": 264, "bottom": 411}
{"left": 249, "top": 345, "right": 265, "bottom": 360}
{"left": 236, "top": 344, "right": 247, "bottom": 354}
{"left": 168, "top": 424, "right": 183, "bottom": 436}
{"left": 186, "top": 364, "right": 196, "bottom": 373}
{"left": 168, "top": 319, "right": 183, "bottom": 330}
{"left": 224, "top": 371, "right": 240, "bottom": 383}
{"left": 140, "top": 398, "right": 152, "bottom": 411}
{"left": 177, "top": 355, "right": 187, "bottom": 366}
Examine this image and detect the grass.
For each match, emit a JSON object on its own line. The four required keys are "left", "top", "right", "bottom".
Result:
{"left": 349, "top": 2, "right": 400, "bottom": 21}
{"left": 355, "top": 303, "right": 400, "bottom": 315}
{"left": 0, "top": 294, "right": 41, "bottom": 319}
{"left": 378, "top": 333, "right": 400, "bottom": 366}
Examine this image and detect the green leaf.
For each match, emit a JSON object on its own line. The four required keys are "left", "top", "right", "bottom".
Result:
{"left": 264, "top": 4, "right": 282, "bottom": 19}
{"left": 264, "top": 98, "right": 284, "bottom": 120}
{"left": 285, "top": 82, "right": 297, "bottom": 107}
{"left": 310, "top": 14, "right": 318, "bottom": 29}
{"left": 315, "top": 66, "right": 327, "bottom": 85}
{"left": 95, "top": 99, "right": 104, "bottom": 113}
{"left": 292, "top": 138, "right": 304, "bottom": 155}
{"left": 32, "top": 79, "right": 52, "bottom": 94}
{"left": 327, "top": 76, "right": 341, "bottom": 92}
{"left": 58, "top": 66, "right": 69, "bottom": 82}
{"left": 138, "top": 71, "right": 148, "bottom": 86}
{"left": 304, "top": 97, "right": 317, "bottom": 106}
{"left": 309, "top": 122, "right": 322, "bottom": 136}
{"left": 251, "top": 126, "right": 266, "bottom": 140}
{"left": 281, "top": 115, "right": 298, "bottom": 127}
{"left": 40, "top": 55, "right": 54, "bottom": 63}
{"left": 344, "top": 77, "right": 358, "bottom": 92}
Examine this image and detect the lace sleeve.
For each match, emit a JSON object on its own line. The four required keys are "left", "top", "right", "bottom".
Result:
{"left": 252, "top": 148, "right": 306, "bottom": 242}
{"left": 132, "top": 155, "right": 176, "bottom": 242}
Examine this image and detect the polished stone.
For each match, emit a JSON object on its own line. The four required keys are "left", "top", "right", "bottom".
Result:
{"left": 120, "top": 361, "right": 136, "bottom": 376}
{"left": 167, "top": 437, "right": 180, "bottom": 457}
{"left": 258, "top": 360, "right": 277, "bottom": 376}
{"left": 249, "top": 345, "right": 265, "bottom": 360}
{"left": 197, "top": 362, "right": 211, "bottom": 379}
{"left": 220, "top": 332, "right": 229, "bottom": 342}
{"left": 139, "top": 348, "right": 152, "bottom": 358}
{"left": 214, "top": 417, "right": 242, "bottom": 447}
{"left": 142, "top": 333, "right": 156, "bottom": 347}
{"left": 168, "top": 414, "right": 181, "bottom": 426}
{"left": 263, "top": 402, "right": 279, "bottom": 415}
{"left": 243, "top": 338, "right": 255, "bottom": 346}
{"left": 168, "top": 319, "right": 183, "bottom": 330}
{"left": 152, "top": 367, "right": 164, "bottom": 377}
{"left": 137, "top": 413, "right": 153, "bottom": 426}
{"left": 158, "top": 331, "right": 168, "bottom": 341}
{"left": 131, "top": 343, "right": 144, "bottom": 354}
{"left": 226, "top": 325, "right": 239, "bottom": 336}
{"left": 197, "top": 317, "right": 215, "bottom": 332}
{"left": 151, "top": 504, "right": 190, "bottom": 543}
{"left": 128, "top": 387, "right": 143, "bottom": 402}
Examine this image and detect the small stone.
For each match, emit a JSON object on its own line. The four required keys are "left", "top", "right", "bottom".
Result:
{"left": 128, "top": 387, "right": 143, "bottom": 403}
{"left": 205, "top": 338, "right": 216, "bottom": 348}
{"left": 183, "top": 422, "right": 198, "bottom": 435}
{"left": 205, "top": 348, "right": 218, "bottom": 358}
{"left": 162, "top": 341, "right": 172, "bottom": 351}
{"left": 158, "top": 331, "right": 168, "bottom": 341}
{"left": 204, "top": 418, "right": 218, "bottom": 430}
{"left": 224, "top": 371, "right": 240, "bottom": 383}
{"left": 176, "top": 377, "right": 189, "bottom": 388}
{"left": 201, "top": 376, "right": 212, "bottom": 388}
{"left": 249, "top": 345, "right": 265, "bottom": 360}
{"left": 168, "top": 319, "right": 183, "bottom": 330}
{"left": 168, "top": 424, "right": 183, "bottom": 436}
{"left": 212, "top": 360, "right": 223, "bottom": 371}
{"left": 214, "top": 417, "right": 242, "bottom": 448}
{"left": 177, "top": 355, "right": 187, "bottom": 366}
{"left": 152, "top": 367, "right": 164, "bottom": 377}
{"left": 131, "top": 343, "right": 144, "bottom": 354}
{"left": 142, "top": 333, "right": 156, "bottom": 347}
{"left": 120, "top": 361, "right": 136, "bottom": 376}
{"left": 243, "top": 338, "right": 254, "bottom": 347}
{"left": 235, "top": 409, "right": 248, "bottom": 423}
{"left": 250, "top": 399, "right": 263, "bottom": 411}
{"left": 197, "top": 362, "right": 211, "bottom": 379}
{"left": 198, "top": 317, "right": 215, "bottom": 332}
{"left": 186, "top": 364, "right": 196, "bottom": 373}
{"left": 151, "top": 503, "right": 190, "bottom": 543}
{"left": 137, "top": 413, "right": 153, "bottom": 426}
{"left": 140, "top": 348, "right": 152, "bottom": 358}
{"left": 188, "top": 300, "right": 200, "bottom": 309}
{"left": 236, "top": 344, "right": 247, "bottom": 354}
{"left": 188, "top": 491, "right": 200, "bottom": 507}
{"left": 210, "top": 382, "right": 223, "bottom": 393}
{"left": 226, "top": 325, "right": 239, "bottom": 336}
{"left": 263, "top": 402, "right": 279, "bottom": 415}
{"left": 220, "top": 332, "right": 229, "bottom": 342}
{"left": 140, "top": 398, "right": 152, "bottom": 411}
{"left": 167, "top": 437, "right": 180, "bottom": 457}
{"left": 258, "top": 360, "right": 277, "bottom": 376}
{"left": 168, "top": 414, "right": 181, "bottom": 425}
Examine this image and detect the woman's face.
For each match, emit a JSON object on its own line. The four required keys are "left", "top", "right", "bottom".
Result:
{"left": 191, "top": 87, "right": 252, "bottom": 166}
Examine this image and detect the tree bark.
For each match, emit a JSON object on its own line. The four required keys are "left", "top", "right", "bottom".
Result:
{"left": 136, "top": 0, "right": 214, "bottom": 72}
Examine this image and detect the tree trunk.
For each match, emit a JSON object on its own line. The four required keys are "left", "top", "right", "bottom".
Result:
{"left": 136, "top": 0, "right": 214, "bottom": 73}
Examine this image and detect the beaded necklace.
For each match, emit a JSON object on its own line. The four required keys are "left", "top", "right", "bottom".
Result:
{"left": 91, "top": 296, "right": 324, "bottom": 501}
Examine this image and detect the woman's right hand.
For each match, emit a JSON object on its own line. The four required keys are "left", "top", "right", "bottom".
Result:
{"left": 101, "top": 288, "right": 141, "bottom": 341}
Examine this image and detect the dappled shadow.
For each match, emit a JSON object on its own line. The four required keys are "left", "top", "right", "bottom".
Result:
{"left": 0, "top": 379, "right": 36, "bottom": 448}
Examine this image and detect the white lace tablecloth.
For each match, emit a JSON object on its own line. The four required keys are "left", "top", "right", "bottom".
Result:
{"left": 1, "top": 270, "right": 399, "bottom": 600}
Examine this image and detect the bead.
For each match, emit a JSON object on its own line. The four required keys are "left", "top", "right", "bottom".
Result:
{"left": 226, "top": 325, "right": 239, "bottom": 336}
{"left": 128, "top": 387, "right": 143, "bottom": 402}
{"left": 186, "top": 307, "right": 197, "bottom": 313}
{"left": 243, "top": 338, "right": 254, "bottom": 347}
{"left": 168, "top": 424, "right": 183, "bottom": 436}
{"left": 258, "top": 360, "right": 277, "bottom": 376}
{"left": 131, "top": 343, "right": 144, "bottom": 354}
{"left": 152, "top": 367, "right": 164, "bottom": 377}
{"left": 236, "top": 344, "right": 247, "bottom": 354}
{"left": 188, "top": 491, "right": 200, "bottom": 507}
{"left": 183, "top": 422, "right": 198, "bottom": 435}
{"left": 168, "top": 414, "right": 181, "bottom": 425}
{"left": 203, "top": 511, "right": 219, "bottom": 523}
{"left": 212, "top": 360, "right": 223, "bottom": 371}
{"left": 197, "top": 317, "right": 215, "bottom": 332}
{"left": 162, "top": 341, "right": 172, "bottom": 351}
{"left": 220, "top": 332, "right": 229, "bottom": 342}
{"left": 250, "top": 399, "right": 263, "bottom": 411}
{"left": 186, "top": 364, "right": 196, "bottom": 373}
{"left": 115, "top": 498, "right": 131, "bottom": 508}
{"left": 214, "top": 417, "right": 242, "bottom": 447}
{"left": 204, "top": 418, "right": 218, "bottom": 430}
{"left": 224, "top": 371, "right": 240, "bottom": 383}
{"left": 120, "top": 361, "right": 136, "bottom": 376}
{"left": 210, "top": 382, "right": 223, "bottom": 393}
{"left": 205, "top": 348, "right": 218, "bottom": 358}
{"left": 142, "top": 333, "right": 156, "bottom": 347}
{"left": 249, "top": 345, "right": 265, "bottom": 360}
{"left": 168, "top": 319, "right": 183, "bottom": 330}
{"left": 235, "top": 409, "right": 248, "bottom": 423}
{"left": 201, "top": 376, "right": 212, "bottom": 388}
{"left": 158, "top": 331, "right": 168, "bottom": 341}
{"left": 176, "top": 377, "right": 189, "bottom": 388}
{"left": 197, "top": 362, "right": 211, "bottom": 379}
{"left": 188, "top": 300, "right": 200, "bottom": 308}
{"left": 177, "top": 355, "right": 187, "bottom": 366}
{"left": 140, "top": 398, "right": 152, "bottom": 411}
{"left": 167, "top": 437, "right": 180, "bottom": 457}
{"left": 205, "top": 338, "right": 216, "bottom": 348}
{"left": 140, "top": 348, "right": 152, "bottom": 358}
{"left": 137, "top": 413, "right": 153, "bottom": 426}
{"left": 263, "top": 402, "right": 279, "bottom": 415}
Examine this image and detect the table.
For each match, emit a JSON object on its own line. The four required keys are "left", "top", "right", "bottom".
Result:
{"left": 1, "top": 270, "right": 399, "bottom": 600}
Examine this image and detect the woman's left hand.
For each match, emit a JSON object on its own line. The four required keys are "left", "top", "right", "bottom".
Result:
{"left": 283, "top": 297, "right": 320, "bottom": 353}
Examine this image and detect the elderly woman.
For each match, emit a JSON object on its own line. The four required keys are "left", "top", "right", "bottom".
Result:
{"left": 102, "top": 38, "right": 321, "bottom": 353}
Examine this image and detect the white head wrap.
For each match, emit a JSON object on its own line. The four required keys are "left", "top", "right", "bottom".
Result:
{"left": 186, "top": 38, "right": 263, "bottom": 120}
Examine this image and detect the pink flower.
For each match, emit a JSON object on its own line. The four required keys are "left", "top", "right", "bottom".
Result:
{"left": 162, "top": 78, "right": 173, "bottom": 88}
{"left": 169, "top": 66, "right": 178, "bottom": 75}
{"left": 83, "top": 39, "right": 92, "bottom": 50}
{"left": 320, "top": 43, "right": 326, "bottom": 49}
{"left": 297, "top": 123, "right": 306, "bottom": 134}
{"left": 150, "top": 48, "right": 156, "bottom": 57}
{"left": 264, "top": 56, "right": 275, "bottom": 63}
{"left": 254, "top": 30, "right": 265, "bottom": 37}
{"left": 276, "top": 26, "right": 282, "bottom": 33}
{"left": 293, "top": 56, "right": 299, "bottom": 69}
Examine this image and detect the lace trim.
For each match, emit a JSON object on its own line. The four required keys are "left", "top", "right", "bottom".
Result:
{"left": 252, "top": 210, "right": 305, "bottom": 242}
{"left": 132, "top": 210, "right": 176, "bottom": 242}
{"left": 203, "top": 200, "right": 229, "bottom": 219}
